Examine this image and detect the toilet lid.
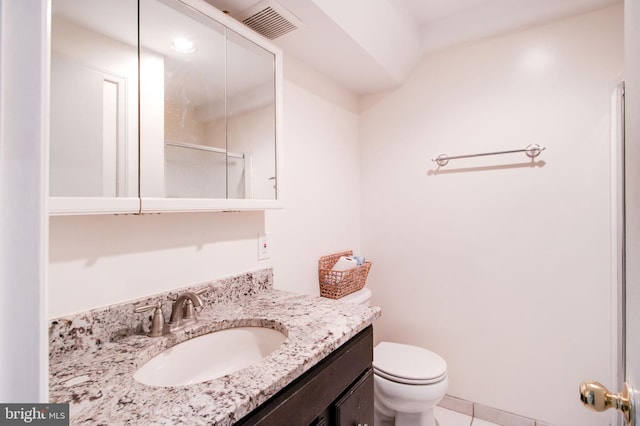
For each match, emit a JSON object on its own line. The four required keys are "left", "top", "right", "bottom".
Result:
{"left": 373, "top": 342, "right": 447, "bottom": 385}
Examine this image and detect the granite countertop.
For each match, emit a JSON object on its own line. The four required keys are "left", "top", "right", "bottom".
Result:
{"left": 49, "top": 288, "right": 381, "bottom": 425}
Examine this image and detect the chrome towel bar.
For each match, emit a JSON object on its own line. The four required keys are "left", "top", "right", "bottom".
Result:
{"left": 432, "top": 143, "right": 545, "bottom": 167}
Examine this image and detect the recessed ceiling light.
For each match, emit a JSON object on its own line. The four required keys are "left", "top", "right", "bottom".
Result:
{"left": 172, "top": 37, "right": 196, "bottom": 53}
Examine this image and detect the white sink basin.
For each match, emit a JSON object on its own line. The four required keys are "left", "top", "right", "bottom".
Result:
{"left": 134, "top": 326, "right": 287, "bottom": 387}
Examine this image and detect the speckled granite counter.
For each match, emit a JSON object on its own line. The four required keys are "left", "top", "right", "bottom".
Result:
{"left": 49, "top": 269, "right": 381, "bottom": 425}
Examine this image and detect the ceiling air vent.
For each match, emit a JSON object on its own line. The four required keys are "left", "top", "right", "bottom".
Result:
{"left": 233, "top": 0, "right": 303, "bottom": 40}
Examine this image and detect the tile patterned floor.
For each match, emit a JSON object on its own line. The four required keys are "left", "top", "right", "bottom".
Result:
{"left": 435, "top": 406, "right": 500, "bottom": 426}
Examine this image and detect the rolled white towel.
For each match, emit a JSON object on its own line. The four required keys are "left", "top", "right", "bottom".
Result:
{"left": 332, "top": 256, "right": 358, "bottom": 271}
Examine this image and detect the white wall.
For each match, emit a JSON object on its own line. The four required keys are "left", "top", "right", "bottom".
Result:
{"left": 269, "top": 55, "right": 362, "bottom": 295}
{"left": 48, "top": 55, "right": 361, "bottom": 317}
{"left": 360, "top": 6, "right": 622, "bottom": 426}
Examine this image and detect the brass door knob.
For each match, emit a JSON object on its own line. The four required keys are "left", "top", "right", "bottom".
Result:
{"left": 579, "top": 380, "right": 634, "bottom": 425}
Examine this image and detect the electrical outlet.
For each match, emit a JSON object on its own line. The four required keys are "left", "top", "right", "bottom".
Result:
{"left": 258, "top": 233, "right": 270, "bottom": 260}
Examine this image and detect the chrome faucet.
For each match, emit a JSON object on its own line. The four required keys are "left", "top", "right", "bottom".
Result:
{"left": 134, "top": 290, "right": 207, "bottom": 337}
{"left": 168, "top": 292, "right": 204, "bottom": 331}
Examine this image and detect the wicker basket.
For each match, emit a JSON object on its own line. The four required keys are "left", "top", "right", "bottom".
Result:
{"left": 318, "top": 250, "right": 372, "bottom": 299}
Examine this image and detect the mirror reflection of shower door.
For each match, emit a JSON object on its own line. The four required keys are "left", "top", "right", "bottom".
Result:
{"left": 164, "top": 142, "right": 247, "bottom": 199}
{"left": 226, "top": 152, "right": 247, "bottom": 199}
{"left": 164, "top": 143, "right": 227, "bottom": 199}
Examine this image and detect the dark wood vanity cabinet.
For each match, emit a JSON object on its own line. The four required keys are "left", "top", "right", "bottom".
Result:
{"left": 236, "top": 326, "right": 374, "bottom": 426}
{"left": 334, "top": 369, "right": 374, "bottom": 426}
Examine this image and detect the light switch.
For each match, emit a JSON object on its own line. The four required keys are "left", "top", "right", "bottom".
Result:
{"left": 258, "top": 233, "right": 270, "bottom": 260}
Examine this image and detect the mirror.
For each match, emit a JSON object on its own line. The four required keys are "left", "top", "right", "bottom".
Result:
{"left": 227, "top": 30, "right": 277, "bottom": 200}
{"left": 50, "top": 0, "right": 138, "bottom": 198}
{"left": 50, "top": 0, "right": 279, "bottom": 211}
{"left": 140, "top": 0, "right": 278, "bottom": 200}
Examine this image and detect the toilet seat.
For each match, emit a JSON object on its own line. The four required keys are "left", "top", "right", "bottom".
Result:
{"left": 373, "top": 342, "right": 447, "bottom": 385}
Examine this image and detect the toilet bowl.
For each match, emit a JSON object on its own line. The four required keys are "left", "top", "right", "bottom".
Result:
{"left": 373, "top": 341, "right": 448, "bottom": 426}
{"left": 335, "top": 288, "right": 448, "bottom": 426}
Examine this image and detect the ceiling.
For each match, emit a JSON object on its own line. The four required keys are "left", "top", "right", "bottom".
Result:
{"left": 205, "top": 0, "right": 622, "bottom": 94}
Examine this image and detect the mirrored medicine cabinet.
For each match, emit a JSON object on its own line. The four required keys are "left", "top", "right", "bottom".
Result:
{"left": 49, "top": 0, "right": 282, "bottom": 215}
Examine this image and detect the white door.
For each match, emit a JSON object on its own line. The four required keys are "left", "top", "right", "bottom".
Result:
{"left": 624, "top": 0, "right": 640, "bottom": 424}
{"left": 579, "top": 82, "right": 633, "bottom": 426}
{"left": 580, "top": 2, "right": 640, "bottom": 424}
{"left": 622, "top": 1, "right": 640, "bottom": 425}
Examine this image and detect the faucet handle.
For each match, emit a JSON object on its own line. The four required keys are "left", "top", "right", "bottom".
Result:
{"left": 134, "top": 302, "right": 168, "bottom": 337}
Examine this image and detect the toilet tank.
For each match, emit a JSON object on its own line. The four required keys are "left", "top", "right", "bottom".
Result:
{"left": 337, "top": 288, "right": 372, "bottom": 306}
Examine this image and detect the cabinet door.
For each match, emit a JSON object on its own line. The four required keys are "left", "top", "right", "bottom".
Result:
{"left": 139, "top": 0, "right": 226, "bottom": 200}
{"left": 50, "top": 0, "right": 282, "bottom": 215}
{"left": 335, "top": 369, "right": 374, "bottom": 426}
{"left": 236, "top": 327, "right": 373, "bottom": 426}
{"left": 139, "top": 0, "right": 283, "bottom": 213}
{"left": 49, "top": 0, "right": 140, "bottom": 215}
{"left": 226, "top": 29, "right": 277, "bottom": 201}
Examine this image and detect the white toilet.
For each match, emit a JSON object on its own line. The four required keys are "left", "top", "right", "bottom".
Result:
{"left": 339, "top": 288, "right": 448, "bottom": 426}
